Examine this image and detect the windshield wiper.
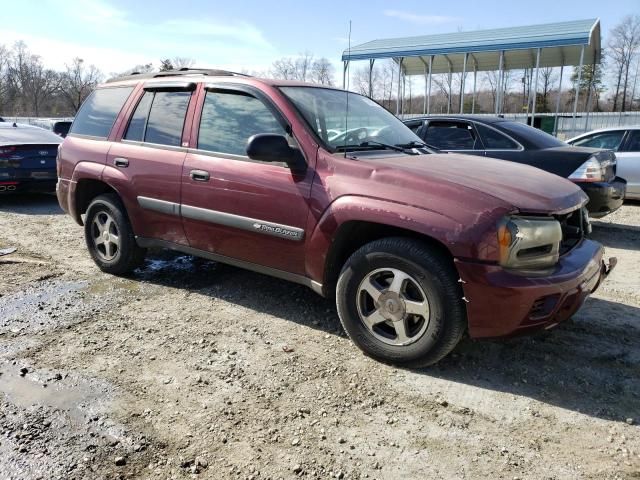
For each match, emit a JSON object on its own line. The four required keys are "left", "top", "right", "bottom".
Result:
{"left": 335, "top": 140, "right": 419, "bottom": 155}
{"left": 396, "top": 141, "right": 441, "bottom": 152}
{"left": 360, "top": 140, "right": 408, "bottom": 152}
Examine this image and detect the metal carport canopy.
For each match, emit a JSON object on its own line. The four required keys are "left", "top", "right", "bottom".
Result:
{"left": 342, "top": 18, "right": 601, "bottom": 74}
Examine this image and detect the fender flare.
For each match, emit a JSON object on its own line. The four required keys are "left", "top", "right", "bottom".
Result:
{"left": 304, "top": 195, "right": 469, "bottom": 285}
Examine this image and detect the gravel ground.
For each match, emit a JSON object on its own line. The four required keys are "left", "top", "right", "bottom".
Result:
{"left": 0, "top": 194, "right": 639, "bottom": 480}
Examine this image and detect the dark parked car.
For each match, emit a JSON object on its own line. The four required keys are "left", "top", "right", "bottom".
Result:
{"left": 404, "top": 116, "right": 626, "bottom": 218}
{"left": 57, "top": 69, "right": 614, "bottom": 367}
{"left": 0, "top": 122, "right": 62, "bottom": 193}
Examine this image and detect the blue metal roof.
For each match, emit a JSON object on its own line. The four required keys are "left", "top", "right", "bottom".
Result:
{"left": 342, "top": 18, "right": 600, "bottom": 74}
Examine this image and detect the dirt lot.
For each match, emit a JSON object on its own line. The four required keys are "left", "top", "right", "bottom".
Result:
{"left": 0, "top": 195, "right": 639, "bottom": 480}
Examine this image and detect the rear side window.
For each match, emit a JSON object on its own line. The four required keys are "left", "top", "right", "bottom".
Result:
{"left": 476, "top": 123, "right": 519, "bottom": 149}
{"left": 70, "top": 87, "right": 133, "bottom": 138}
{"left": 572, "top": 131, "right": 626, "bottom": 151}
{"left": 424, "top": 121, "right": 480, "bottom": 150}
{"left": 197, "top": 91, "right": 285, "bottom": 156}
{"left": 124, "top": 92, "right": 153, "bottom": 141}
{"left": 124, "top": 91, "right": 191, "bottom": 146}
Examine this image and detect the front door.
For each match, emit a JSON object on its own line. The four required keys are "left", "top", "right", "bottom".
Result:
{"left": 181, "top": 86, "right": 314, "bottom": 274}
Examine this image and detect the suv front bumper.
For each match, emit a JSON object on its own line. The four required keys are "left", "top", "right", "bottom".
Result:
{"left": 455, "top": 239, "right": 615, "bottom": 338}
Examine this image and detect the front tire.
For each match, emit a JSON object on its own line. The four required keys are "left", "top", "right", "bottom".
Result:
{"left": 84, "top": 193, "right": 146, "bottom": 275}
{"left": 336, "top": 237, "right": 466, "bottom": 368}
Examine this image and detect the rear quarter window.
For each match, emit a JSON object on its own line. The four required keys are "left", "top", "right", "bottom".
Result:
{"left": 70, "top": 87, "right": 134, "bottom": 139}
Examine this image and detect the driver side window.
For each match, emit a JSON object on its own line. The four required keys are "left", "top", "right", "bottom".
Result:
{"left": 198, "top": 91, "right": 285, "bottom": 157}
{"left": 424, "top": 121, "right": 481, "bottom": 150}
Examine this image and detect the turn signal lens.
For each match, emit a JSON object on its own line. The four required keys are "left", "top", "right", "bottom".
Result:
{"left": 498, "top": 224, "right": 513, "bottom": 248}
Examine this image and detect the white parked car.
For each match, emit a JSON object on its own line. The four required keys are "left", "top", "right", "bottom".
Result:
{"left": 569, "top": 127, "right": 640, "bottom": 200}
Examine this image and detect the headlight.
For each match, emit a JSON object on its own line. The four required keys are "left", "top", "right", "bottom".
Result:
{"left": 497, "top": 216, "right": 562, "bottom": 270}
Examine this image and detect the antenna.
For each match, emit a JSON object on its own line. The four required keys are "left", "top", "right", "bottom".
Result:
{"left": 344, "top": 20, "right": 352, "bottom": 158}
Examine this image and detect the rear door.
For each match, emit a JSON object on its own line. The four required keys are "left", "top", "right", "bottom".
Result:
{"left": 618, "top": 130, "right": 640, "bottom": 198}
{"left": 180, "top": 84, "right": 314, "bottom": 274}
{"left": 105, "top": 83, "right": 195, "bottom": 245}
{"left": 421, "top": 120, "right": 485, "bottom": 156}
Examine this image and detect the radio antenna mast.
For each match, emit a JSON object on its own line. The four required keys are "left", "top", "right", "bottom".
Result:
{"left": 344, "top": 20, "right": 352, "bottom": 158}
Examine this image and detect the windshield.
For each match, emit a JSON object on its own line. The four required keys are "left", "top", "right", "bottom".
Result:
{"left": 280, "top": 87, "right": 423, "bottom": 151}
{"left": 498, "top": 121, "right": 567, "bottom": 149}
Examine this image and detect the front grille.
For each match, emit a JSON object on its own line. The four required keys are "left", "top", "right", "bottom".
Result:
{"left": 554, "top": 207, "right": 587, "bottom": 255}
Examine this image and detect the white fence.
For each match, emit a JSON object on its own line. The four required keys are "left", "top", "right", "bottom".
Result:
{"left": 5, "top": 113, "right": 640, "bottom": 140}
{"left": 401, "top": 112, "right": 640, "bottom": 139}
{"left": 1, "top": 116, "right": 74, "bottom": 126}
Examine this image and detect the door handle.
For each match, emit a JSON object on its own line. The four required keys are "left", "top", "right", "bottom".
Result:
{"left": 190, "top": 169, "right": 210, "bottom": 182}
{"left": 114, "top": 157, "right": 129, "bottom": 168}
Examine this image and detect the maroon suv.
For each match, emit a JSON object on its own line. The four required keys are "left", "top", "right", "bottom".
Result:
{"left": 57, "top": 69, "right": 615, "bottom": 367}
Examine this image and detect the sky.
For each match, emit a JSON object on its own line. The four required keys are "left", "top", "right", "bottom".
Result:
{"left": 1, "top": 0, "right": 638, "bottom": 76}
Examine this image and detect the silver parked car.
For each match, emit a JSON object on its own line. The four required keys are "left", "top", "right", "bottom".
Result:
{"left": 569, "top": 127, "right": 640, "bottom": 200}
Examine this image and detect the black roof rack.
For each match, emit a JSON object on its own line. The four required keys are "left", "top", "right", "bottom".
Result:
{"left": 106, "top": 67, "right": 251, "bottom": 83}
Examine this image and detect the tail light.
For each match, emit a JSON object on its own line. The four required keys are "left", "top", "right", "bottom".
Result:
{"left": 0, "top": 146, "right": 16, "bottom": 157}
{"left": 568, "top": 155, "right": 614, "bottom": 183}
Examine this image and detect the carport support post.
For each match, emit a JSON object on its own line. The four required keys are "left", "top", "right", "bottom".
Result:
{"left": 460, "top": 53, "right": 468, "bottom": 113}
{"left": 553, "top": 64, "right": 564, "bottom": 136}
{"left": 368, "top": 59, "right": 375, "bottom": 99}
{"left": 396, "top": 58, "right": 403, "bottom": 115}
{"left": 401, "top": 71, "right": 406, "bottom": 115}
{"left": 427, "top": 56, "right": 433, "bottom": 115}
{"left": 572, "top": 45, "right": 585, "bottom": 136}
{"left": 447, "top": 64, "right": 452, "bottom": 114}
{"left": 423, "top": 62, "right": 428, "bottom": 114}
{"left": 495, "top": 51, "right": 504, "bottom": 114}
{"left": 530, "top": 48, "right": 541, "bottom": 123}
{"left": 472, "top": 59, "right": 477, "bottom": 114}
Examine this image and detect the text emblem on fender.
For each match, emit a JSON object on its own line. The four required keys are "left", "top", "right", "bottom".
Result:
{"left": 252, "top": 222, "right": 303, "bottom": 240}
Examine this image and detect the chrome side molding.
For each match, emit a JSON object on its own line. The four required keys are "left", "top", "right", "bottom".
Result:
{"left": 136, "top": 196, "right": 304, "bottom": 241}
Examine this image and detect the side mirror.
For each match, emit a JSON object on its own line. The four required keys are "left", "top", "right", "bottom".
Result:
{"left": 246, "top": 134, "right": 306, "bottom": 174}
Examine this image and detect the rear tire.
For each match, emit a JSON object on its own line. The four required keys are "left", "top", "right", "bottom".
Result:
{"left": 336, "top": 237, "right": 466, "bottom": 368}
{"left": 84, "top": 193, "right": 146, "bottom": 275}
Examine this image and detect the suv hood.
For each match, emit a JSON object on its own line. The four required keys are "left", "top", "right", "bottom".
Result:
{"left": 362, "top": 152, "right": 587, "bottom": 214}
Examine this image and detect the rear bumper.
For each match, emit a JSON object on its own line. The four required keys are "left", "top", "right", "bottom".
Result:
{"left": 0, "top": 178, "right": 57, "bottom": 194}
{"left": 579, "top": 177, "right": 626, "bottom": 218}
{"left": 456, "top": 239, "right": 615, "bottom": 338}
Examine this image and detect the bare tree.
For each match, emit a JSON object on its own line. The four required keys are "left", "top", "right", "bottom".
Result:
{"left": 608, "top": 15, "right": 640, "bottom": 111}
{"left": 270, "top": 57, "right": 297, "bottom": 80}
{"left": 159, "top": 58, "right": 174, "bottom": 71}
{"left": 7, "top": 41, "right": 61, "bottom": 116}
{"left": 310, "top": 58, "right": 334, "bottom": 86}
{"left": 0, "top": 44, "right": 9, "bottom": 111}
{"left": 294, "top": 51, "right": 314, "bottom": 82}
{"left": 539, "top": 67, "right": 556, "bottom": 112}
{"left": 59, "top": 58, "right": 102, "bottom": 113}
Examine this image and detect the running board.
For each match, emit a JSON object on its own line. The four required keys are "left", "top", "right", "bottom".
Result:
{"left": 135, "top": 237, "right": 324, "bottom": 296}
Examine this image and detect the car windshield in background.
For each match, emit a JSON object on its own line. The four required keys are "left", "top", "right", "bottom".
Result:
{"left": 498, "top": 121, "right": 567, "bottom": 149}
{"left": 280, "top": 87, "right": 423, "bottom": 152}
